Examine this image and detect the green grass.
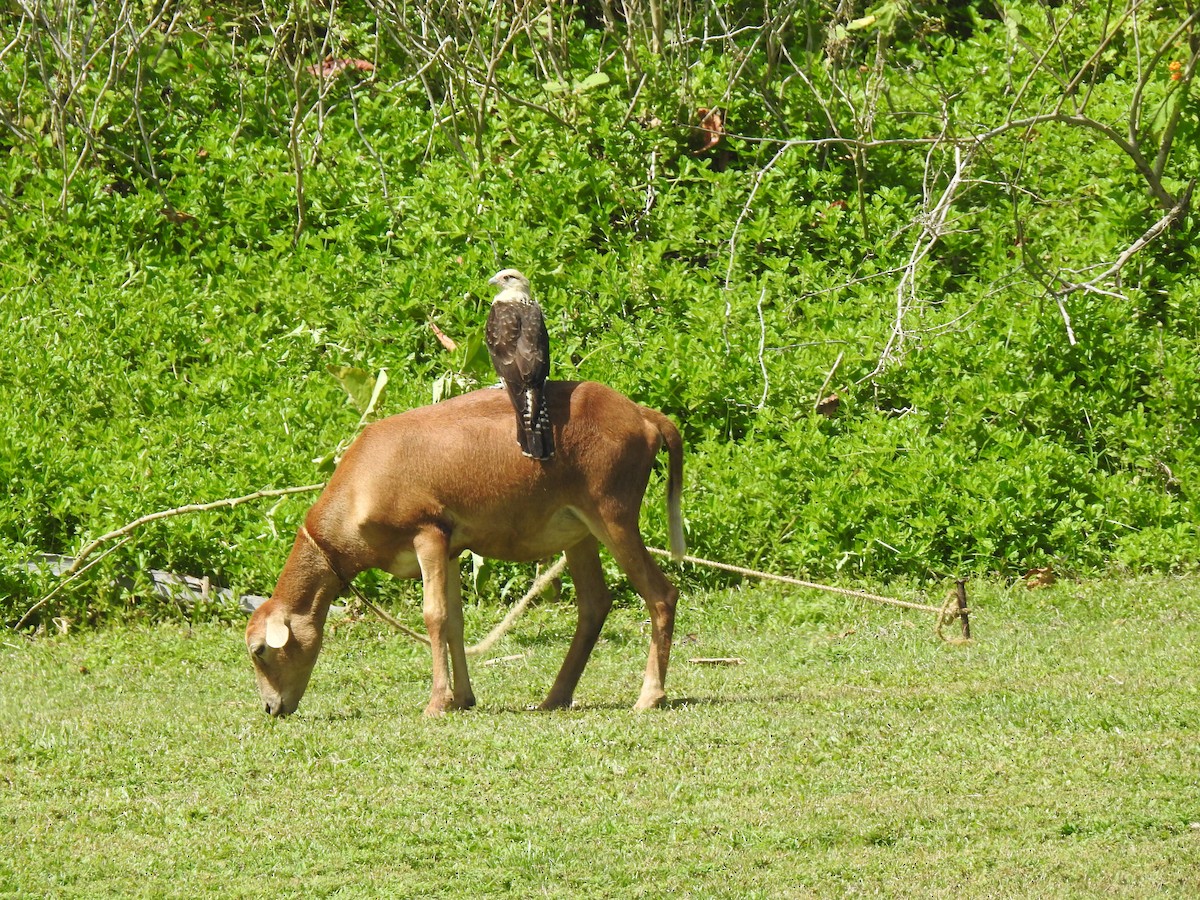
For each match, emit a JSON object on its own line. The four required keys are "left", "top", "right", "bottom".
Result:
{"left": 3, "top": 577, "right": 1200, "bottom": 898}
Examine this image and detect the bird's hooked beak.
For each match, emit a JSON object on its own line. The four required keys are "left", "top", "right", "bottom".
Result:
{"left": 488, "top": 268, "right": 528, "bottom": 291}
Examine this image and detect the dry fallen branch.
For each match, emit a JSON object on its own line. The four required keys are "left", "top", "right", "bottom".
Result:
{"left": 361, "top": 553, "right": 570, "bottom": 658}
{"left": 66, "top": 484, "right": 327, "bottom": 577}
{"left": 15, "top": 484, "right": 326, "bottom": 631}
{"left": 481, "top": 653, "right": 528, "bottom": 667}
{"left": 15, "top": 476, "right": 970, "bottom": 653}
{"left": 645, "top": 547, "right": 957, "bottom": 620}
{"left": 14, "top": 537, "right": 134, "bottom": 633}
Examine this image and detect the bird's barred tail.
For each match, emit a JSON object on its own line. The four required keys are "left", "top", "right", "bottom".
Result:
{"left": 521, "top": 389, "right": 555, "bottom": 460}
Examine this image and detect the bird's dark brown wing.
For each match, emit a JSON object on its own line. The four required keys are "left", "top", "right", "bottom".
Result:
{"left": 513, "top": 300, "right": 550, "bottom": 384}
{"left": 485, "top": 300, "right": 521, "bottom": 383}
{"left": 486, "top": 299, "right": 549, "bottom": 387}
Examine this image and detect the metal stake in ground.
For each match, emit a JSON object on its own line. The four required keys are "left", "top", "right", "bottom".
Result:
{"left": 955, "top": 578, "right": 972, "bottom": 641}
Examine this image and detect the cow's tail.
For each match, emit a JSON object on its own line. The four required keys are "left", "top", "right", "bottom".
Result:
{"left": 640, "top": 406, "right": 686, "bottom": 560}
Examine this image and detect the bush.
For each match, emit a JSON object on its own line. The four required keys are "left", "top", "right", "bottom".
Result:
{"left": 2, "top": 0, "right": 1198, "bottom": 625}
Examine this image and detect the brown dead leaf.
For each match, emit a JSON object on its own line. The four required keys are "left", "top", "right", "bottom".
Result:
{"left": 306, "top": 57, "right": 376, "bottom": 79}
{"left": 1025, "top": 566, "right": 1056, "bottom": 589}
{"left": 429, "top": 321, "right": 457, "bottom": 352}
{"left": 159, "top": 207, "right": 195, "bottom": 224}
{"left": 815, "top": 393, "right": 840, "bottom": 417}
{"left": 690, "top": 106, "right": 725, "bottom": 154}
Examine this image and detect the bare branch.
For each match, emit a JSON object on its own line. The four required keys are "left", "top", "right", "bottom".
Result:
{"left": 860, "top": 137, "right": 972, "bottom": 383}
{"left": 1129, "top": 3, "right": 1200, "bottom": 168}
{"left": 755, "top": 287, "right": 769, "bottom": 410}
{"left": 67, "top": 484, "right": 326, "bottom": 579}
{"left": 1054, "top": 179, "right": 1194, "bottom": 299}
{"left": 723, "top": 140, "right": 793, "bottom": 291}
{"left": 14, "top": 537, "right": 133, "bottom": 633}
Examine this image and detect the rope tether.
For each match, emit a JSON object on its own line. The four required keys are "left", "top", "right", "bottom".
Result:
{"left": 302, "top": 523, "right": 970, "bottom": 653}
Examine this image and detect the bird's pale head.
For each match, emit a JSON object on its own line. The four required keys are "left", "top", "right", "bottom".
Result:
{"left": 488, "top": 268, "right": 530, "bottom": 294}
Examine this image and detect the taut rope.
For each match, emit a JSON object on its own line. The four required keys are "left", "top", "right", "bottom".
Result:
{"left": 300, "top": 527, "right": 969, "bottom": 651}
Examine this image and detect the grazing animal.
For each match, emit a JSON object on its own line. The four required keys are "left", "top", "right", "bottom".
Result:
{"left": 485, "top": 268, "right": 554, "bottom": 460}
{"left": 245, "top": 381, "right": 685, "bottom": 717}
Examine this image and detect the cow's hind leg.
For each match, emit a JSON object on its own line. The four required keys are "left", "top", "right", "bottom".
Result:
{"left": 604, "top": 525, "right": 678, "bottom": 711}
{"left": 415, "top": 532, "right": 474, "bottom": 715}
{"left": 541, "top": 536, "right": 613, "bottom": 710}
{"left": 444, "top": 556, "right": 476, "bottom": 710}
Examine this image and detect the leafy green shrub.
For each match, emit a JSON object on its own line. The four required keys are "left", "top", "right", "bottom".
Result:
{"left": 2, "top": 0, "right": 1198, "bottom": 626}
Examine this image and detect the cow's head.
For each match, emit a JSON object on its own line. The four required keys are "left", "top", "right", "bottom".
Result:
{"left": 245, "top": 599, "right": 324, "bottom": 716}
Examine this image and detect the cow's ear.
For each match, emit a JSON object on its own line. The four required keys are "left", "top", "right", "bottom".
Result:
{"left": 265, "top": 615, "right": 291, "bottom": 649}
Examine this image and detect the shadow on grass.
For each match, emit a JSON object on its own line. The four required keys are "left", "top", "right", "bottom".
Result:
{"left": 477, "top": 695, "right": 733, "bottom": 715}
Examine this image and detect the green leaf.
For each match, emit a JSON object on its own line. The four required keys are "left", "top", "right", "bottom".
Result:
{"left": 326, "top": 365, "right": 388, "bottom": 422}
{"left": 326, "top": 365, "right": 376, "bottom": 416}
{"left": 1004, "top": 9, "right": 1031, "bottom": 42}
{"left": 871, "top": 0, "right": 903, "bottom": 31}
{"left": 573, "top": 72, "right": 610, "bottom": 94}
{"left": 359, "top": 368, "right": 388, "bottom": 423}
{"left": 459, "top": 331, "right": 495, "bottom": 378}
{"left": 470, "top": 552, "right": 492, "bottom": 594}
{"left": 1148, "top": 91, "right": 1181, "bottom": 140}
{"left": 312, "top": 449, "right": 338, "bottom": 473}
{"left": 432, "top": 371, "right": 479, "bottom": 404}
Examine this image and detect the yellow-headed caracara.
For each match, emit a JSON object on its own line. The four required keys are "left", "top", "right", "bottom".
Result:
{"left": 485, "top": 268, "right": 554, "bottom": 460}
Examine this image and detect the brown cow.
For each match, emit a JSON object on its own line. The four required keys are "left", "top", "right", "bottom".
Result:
{"left": 245, "top": 380, "right": 684, "bottom": 717}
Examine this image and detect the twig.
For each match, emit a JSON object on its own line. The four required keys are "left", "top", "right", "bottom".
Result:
{"left": 1055, "top": 295, "right": 1078, "bottom": 346}
{"left": 467, "top": 554, "right": 568, "bottom": 656}
{"left": 721, "top": 141, "right": 793, "bottom": 353}
{"left": 755, "top": 287, "right": 769, "bottom": 409}
{"left": 1054, "top": 180, "right": 1193, "bottom": 300}
{"left": 645, "top": 547, "right": 959, "bottom": 620}
{"left": 481, "top": 653, "right": 528, "bottom": 667}
{"left": 13, "top": 536, "right": 133, "bottom": 632}
{"left": 860, "top": 142, "right": 970, "bottom": 383}
{"left": 66, "top": 484, "right": 326, "bottom": 578}
{"left": 724, "top": 141, "right": 793, "bottom": 292}
{"left": 349, "top": 552, "right": 570, "bottom": 658}
{"left": 814, "top": 351, "right": 844, "bottom": 412}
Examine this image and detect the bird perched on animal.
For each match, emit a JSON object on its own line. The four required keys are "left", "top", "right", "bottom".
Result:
{"left": 485, "top": 268, "right": 554, "bottom": 460}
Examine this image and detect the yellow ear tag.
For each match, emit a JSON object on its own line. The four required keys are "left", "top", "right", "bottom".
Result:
{"left": 265, "top": 618, "right": 290, "bottom": 649}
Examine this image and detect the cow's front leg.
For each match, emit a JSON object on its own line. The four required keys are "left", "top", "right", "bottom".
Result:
{"left": 415, "top": 533, "right": 473, "bottom": 715}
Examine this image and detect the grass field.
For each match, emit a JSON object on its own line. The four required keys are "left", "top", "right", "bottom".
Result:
{"left": 2, "top": 576, "right": 1199, "bottom": 898}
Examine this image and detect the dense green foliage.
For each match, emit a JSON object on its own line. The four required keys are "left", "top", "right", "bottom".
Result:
{"left": 3, "top": 578, "right": 1199, "bottom": 895}
{"left": 2, "top": 1, "right": 1199, "bottom": 624}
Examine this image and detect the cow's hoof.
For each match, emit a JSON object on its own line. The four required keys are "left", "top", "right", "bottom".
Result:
{"left": 633, "top": 691, "right": 667, "bottom": 711}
